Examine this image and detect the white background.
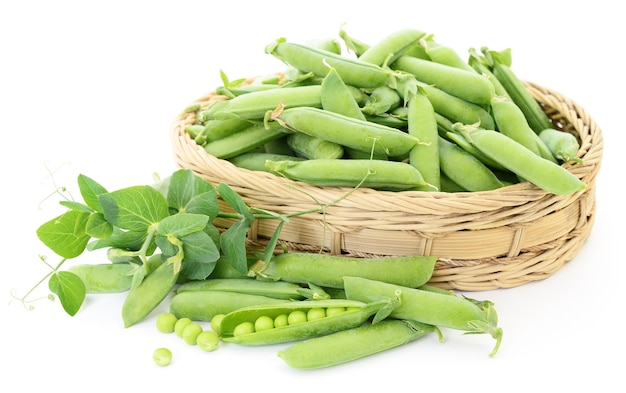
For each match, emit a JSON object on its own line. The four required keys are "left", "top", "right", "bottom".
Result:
{"left": 1, "top": 1, "right": 624, "bottom": 392}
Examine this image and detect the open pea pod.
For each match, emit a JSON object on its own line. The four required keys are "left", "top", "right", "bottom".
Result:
{"left": 218, "top": 299, "right": 389, "bottom": 345}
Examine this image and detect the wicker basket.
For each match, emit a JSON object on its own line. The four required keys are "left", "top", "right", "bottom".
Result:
{"left": 170, "top": 81, "right": 603, "bottom": 291}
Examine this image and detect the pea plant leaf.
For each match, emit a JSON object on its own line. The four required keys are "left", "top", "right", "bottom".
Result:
{"left": 179, "top": 231, "right": 220, "bottom": 280}
{"left": 218, "top": 183, "right": 255, "bottom": 222}
{"left": 48, "top": 271, "right": 86, "bottom": 316}
{"left": 59, "top": 200, "right": 94, "bottom": 213}
{"left": 220, "top": 218, "right": 251, "bottom": 275}
{"left": 157, "top": 213, "right": 210, "bottom": 237}
{"left": 36, "top": 210, "right": 91, "bottom": 259}
{"left": 99, "top": 185, "right": 169, "bottom": 231}
{"left": 166, "top": 169, "right": 217, "bottom": 216}
{"left": 85, "top": 212, "right": 114, "bottom": 239}
{"left": 77, "top": 174, "right": 108, "bottom": 213}
{"left": 87, "top": 229, "right": 148, "bottom": 252}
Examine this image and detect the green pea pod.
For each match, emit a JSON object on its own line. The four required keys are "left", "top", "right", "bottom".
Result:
{"left": 420, "top": 37, "right": 475, "bottom": 73}
{"left": 358, "top": 28, "right": 427, "bottom": 66}
{"left": 249, "top": 252, "right": 437, "bottom": 289}
{"left": 393, "top": 55, "right": 495, "bottom": 105}
{"left": 539, "top": 128, "right": 583, "bottom": 164}
{"left": 176, "top": 278, "right": 306, "bottom": 300}
{"left": 491, "top": 96, "right": 557, "bottom": 163}
{"left": 202, "top": 122, "right": 289, "bottom": 159}
{"left": 343, "top": 276, "right": 503, "bottom": 357}
{"left": 228, "top": 152, "right": 304, "bottom": 172}
{"left": 199, "top": 84, "right": 322, "bottom": 121}
{"left": 438, "top": 136, "right": 504, "bottom": 192}
{"left": 194, "top": 118, "right": 252, "bottom": 146}
{"left": 286, "top": 132, "right": 344, "bottom": 159}
{"left": 169, "top": 290, "right": 287, "bottom": 322}
{"left": 67, "top": 263, "right": 135, "bottom": 293}
{"left": 271, "top": 106, "right": 421, "bottom": 157}
{"left": 407, "top": 93, "right": 440, "bottom": 191}
{"left": 278, "top": 319, "right": 437, "bottom": 369}
{"left": 265, "top": 158, "right": 435, "bottom": 191}
{"left": 265, "top": 38, "right": 392, "bottom": 89}
{"left": 320, "top": 67, "right": 367, "bottom": 121}
{"left": 218, "top": 299, "right": 388, "bottom": 345}
{"left": 121, "top": 259, "right": 179, "bottom": 328}
{"left": 461, "top": 127, "right": 586, "bottom": 195}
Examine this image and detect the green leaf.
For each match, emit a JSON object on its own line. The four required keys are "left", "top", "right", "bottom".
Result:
{"left": 78, "top": 174, "right": 108, "bottom": 213}
{"left": 220, "top": 218, "right": 251, "bottom": 275}
{"left": 218, "top": 183, "right": 255, "bottom": 222}
{"left": 185, "top": 191, "right": 219, "bottom": 219}
{"left": 157, "top": 213, "right": 210, "bottom": 237}
{"left": 87, "top": 229, "right": 148, "bottom": 251}
{"left": 181, "top": 231, "right": 220, "bottom": 264}
{"left": 48, "top": 271, "right": 86, "bottom": 316}
{"left": 99, "top": 185, "right": 169, "bottom": 231}
{"left": 59, "top": 201, "right": 94, "bottom": 213}
{"left": 85, "top": 212, "right": 114, "bottom": 239}
{"left": 36, "top": 210, "right": 91, "bottom": 258}
{"left": 167, "top": 169, "right": 216, "bottom": 214}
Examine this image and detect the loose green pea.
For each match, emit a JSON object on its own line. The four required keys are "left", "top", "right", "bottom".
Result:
{"left": 197, "top": 331, "right": 220, "bottom": 352}
{"left": 153, "top": 348, "right": 173, "bottom": 367}
{"left": 174, "top": 317, "right": 193, "bottom": 338}
{"left": 274, "top": 314, "right": 289, "bottom": 328}
{"left": 234, "top": 321, "right": 255, "bottom": 337}
{"left": 183, "top": 323, "right": 204, "bottom": 345}
{"left": 255, "top": 315, "right": 275, "bottom": 332}
{"left": 287, "top": 310, "right": 308, "bottom": 325}
{"left": 156, "top": 312, "right": 178, "bottom": 333}
{"left": 307, "top": 308, "right": 326, "bottom": 321}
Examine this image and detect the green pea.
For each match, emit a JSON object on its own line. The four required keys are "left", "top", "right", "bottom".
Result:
{"left": 306, "top": 308, "right": 326, "bottom": 321}
{"left": 233, "top": 321, "right": 255, "bottom": 337}
{"left": 156, "top": 312, "right": 178, "bottom": 333}
{"left": 202, "top": 122, "right": 288, "bottom": 160}
{"left": 153, "top": 348, "right": 173, "bottom": 367}
{"left": 182, "top": 323, "right": 204, "bottom": 345}
{"left": 228, "top": 152, "right": 303, "bottom": 172}
{"left": 176, "top": 278, "right": 306, "bottom": 301}
{"left": 274, "top": 314, "right": 289, "bottom": 328}
{"left": 325, "top": 307, "right": 346, "bottom": 317}
{"left": 211, "top": 314, "right": 226, "bottom": 336}
{"left": 174, "top": 317, "right": 193, "bottom": 338}
{"left": 197, "top": 330, "right": 220, "bottom": 352}
{"left": 287, "top": 310, "right": 308, "bottom": 325}
{"left": 254, "top": 315, "right": 275, "bottom": 332}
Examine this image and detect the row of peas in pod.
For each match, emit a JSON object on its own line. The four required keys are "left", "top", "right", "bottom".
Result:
{"left": 157, "top": 252, "right": 502, "bottom": 369}
{"left": 184, "top": 26, "right": 586, "bottom": 195}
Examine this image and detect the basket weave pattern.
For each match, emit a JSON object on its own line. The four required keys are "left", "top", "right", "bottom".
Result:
{"left": 170, "top": 81, "right": 603, "bottom": 291}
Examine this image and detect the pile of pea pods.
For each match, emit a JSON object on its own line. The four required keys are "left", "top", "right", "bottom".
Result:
{"left": 160, "top": 252, "right": 502, "bottom": 368}
{"left": 186, "top": 27, "right": 586, "bottom": 195}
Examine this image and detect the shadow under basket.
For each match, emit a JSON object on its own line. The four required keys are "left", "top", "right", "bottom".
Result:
{"left": 170, "top": 81, "right": 603, "bottom": 291}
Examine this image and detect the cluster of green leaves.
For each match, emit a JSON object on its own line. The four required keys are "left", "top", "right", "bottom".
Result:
{"left": 32, "top": 169, "right": 294, "bottom": 316}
